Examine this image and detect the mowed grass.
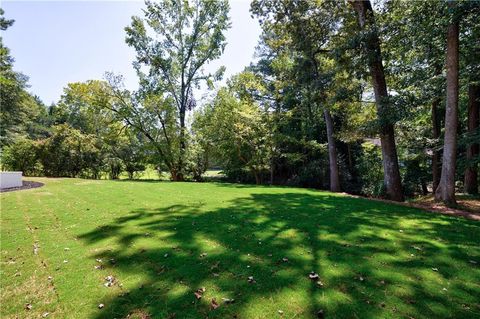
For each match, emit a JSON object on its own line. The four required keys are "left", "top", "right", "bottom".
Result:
{"left": 1, "top": 178, "right": 479, "bottom": 319}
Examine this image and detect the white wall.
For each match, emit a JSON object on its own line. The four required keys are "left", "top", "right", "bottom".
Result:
{"left": 0, "top": 172, "right": 23, "bottom": 189}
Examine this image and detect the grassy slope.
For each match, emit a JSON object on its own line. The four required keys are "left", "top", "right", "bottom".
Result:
{"left": 1, "top": 178, "right": 479, "bottom": 319}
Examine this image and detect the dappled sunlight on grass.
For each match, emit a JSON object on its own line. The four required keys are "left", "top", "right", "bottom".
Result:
{"left": 1, "top": 178, "right": 479, "bottom": 318}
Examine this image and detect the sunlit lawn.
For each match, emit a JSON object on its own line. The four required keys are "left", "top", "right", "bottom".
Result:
{"left": 1, "top": 178, "right": 479, "bottom": 318}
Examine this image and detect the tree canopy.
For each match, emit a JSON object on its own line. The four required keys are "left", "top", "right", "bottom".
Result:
{"left": 1, "top": 0, "right": 478, "bottom": 204}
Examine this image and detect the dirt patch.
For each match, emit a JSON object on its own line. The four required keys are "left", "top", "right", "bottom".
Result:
{"left": 345, "top": 193, "right": 480, "bottom": 221}
{"left": 0, "top": 181, "right": 44, "bottom": 193}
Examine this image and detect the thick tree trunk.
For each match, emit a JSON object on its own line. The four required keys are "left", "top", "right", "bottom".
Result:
{"left": 351, "top": 0, "right": 404, "bottom": 201}
{"left": 431, "top": 98, "right": 441, "bottom": 192}
{"left": 435, "top": 7, "right": 459, "bottom": 206}
{"left": 324, "top": 109, "right": 340, "bottom": 192}
{"left": 177, "top": 107, "right": 186, "bottom": 181}
{"left": 464, "top": 84, "right": 479, "bottom": 194}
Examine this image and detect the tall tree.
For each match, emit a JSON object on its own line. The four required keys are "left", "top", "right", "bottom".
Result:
{"left": 379, "top": 0, "right": 447, "bottom": 193}
{"left": 461, "top": 2, "right": 480, "bottom": 195}
{"left": 435, "top": 2, "right": 460, "bottom": 206}
{"left": 464, "top": 84, "right": 479, "bottom": 194}
{"left": 350, "top": 0, "right": 404, "bottom": 201}
{"left": 0, "top": 9, "right": 47, "bottom": 147}
{"left": 251, "top": 0, "right": 342, "bottom": 192}
{"left": 124, "top": 0, "right": 229, "bottom": 180}
{"left": 194, "top": 80, "right": 272, "bottom": 184}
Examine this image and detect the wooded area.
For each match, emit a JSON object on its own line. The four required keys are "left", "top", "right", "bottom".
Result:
{"left": 1, "top": 1, "right": 479, "bottom": 207}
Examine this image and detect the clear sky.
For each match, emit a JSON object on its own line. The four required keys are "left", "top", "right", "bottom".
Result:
{"left": 2, "top": 0, "right": 262, "bottom": 105}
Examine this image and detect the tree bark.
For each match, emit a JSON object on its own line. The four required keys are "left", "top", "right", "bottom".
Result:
{"left": 431, "top": 98, "right": 441, "bottom": 192}
{"left": 464, "top": 84, "right": 479, "bottom": 194}
{"left": 176, "top": 107, "right": 186, "bottom": 181}
{"left": 435, "top": 5, "right": 459, "bottom": 206}
{"left": 324, "top": 109, "right": 340, "bottom": 192}
{"left": 351, "top": 0, "right": 404, "bottom": 201}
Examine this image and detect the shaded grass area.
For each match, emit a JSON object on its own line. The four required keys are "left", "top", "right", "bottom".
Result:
{"left": 410, "top": 194, "right": 480, "bottom": 215}
{"left": 1, "top": 178, "right": 479, "bottom": 318}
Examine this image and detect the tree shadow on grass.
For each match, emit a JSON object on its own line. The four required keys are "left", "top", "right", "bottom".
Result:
{"left": 78, "top": 190, "right": 480, "bottom": 319}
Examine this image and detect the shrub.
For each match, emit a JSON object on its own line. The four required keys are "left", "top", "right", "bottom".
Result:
{"left": 1, "top": 138, "right": 40, "bottom": 176}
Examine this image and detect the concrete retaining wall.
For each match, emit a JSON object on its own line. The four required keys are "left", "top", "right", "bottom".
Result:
{"left": 0, "top": 171, "right": 23, "bottom": 189}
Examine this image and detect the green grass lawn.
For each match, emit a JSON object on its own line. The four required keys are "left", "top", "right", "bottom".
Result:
{"left": 1, "top": 178, "right": 479, "bottom": 319}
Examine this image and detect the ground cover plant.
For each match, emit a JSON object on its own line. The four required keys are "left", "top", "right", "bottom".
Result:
{"left": 1, "top": 178, "right": 479, "bottom": 318}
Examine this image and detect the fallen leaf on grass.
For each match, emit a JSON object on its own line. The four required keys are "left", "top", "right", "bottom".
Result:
{"left": 222, "top": 298, "right": 235, "bottom": 304}
{"left": 33, "top": 243, "right": 39, "bottom": 255}
{"left": 194, "top": 287, "right": 206, "bottom": 300}
{"left": 104, "top": 275, "right": 116, "bottom": 287}
{"left": 308, "top": 272, "right": 319, "bottom": 280}
{"left": 211, "top": 298, "right": 219, "bottom": 310}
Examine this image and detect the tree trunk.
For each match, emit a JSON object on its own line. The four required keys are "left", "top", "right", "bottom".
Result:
{"left": 177, "top": 108, "right": 186, "bottom": 182}
{"left": 253, "top": 169, "right": 260, "bottom": 185}
{"left": 421, "top": 179, "right": 428, "bottom": 195}
{"left": 351, "top": 0, "right": 404, "bottom": 201}
{"left": 431, "top": 98, "right": 441, "bottom": 192}
{"left": 324, "top": 109, "right": 340, "bottom": 192}
{"left": 464, "top": 84, "right": 479, "bottom": 194}
{"left": 170, "top": 168, "right": 179, "bottom": 181}
{"left": 435, "top": 6, "right": 459, "bottom": 206}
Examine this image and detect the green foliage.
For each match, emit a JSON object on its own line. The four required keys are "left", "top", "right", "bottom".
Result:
{"left": 52, "top": 80, "right": 115, "bottom": 135}
{"left": 1, "top": 138, "right": 39, "bottom": 175}
{"left": 37, "top": 124, "right": 102, "bottom": 178}
{"left": 0, "top": 10, "right": 50, "bottom": 147}
{"left": 122, "top": 0, "right": 230, "bottom": 179}
{"left": 193, "top": 78, "right": 273, "bottom": 184}
{"left": 355, "top": 142, "right": 385, "bottom": 197}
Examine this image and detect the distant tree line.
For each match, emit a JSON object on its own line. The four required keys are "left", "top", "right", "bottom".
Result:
{"left": 1, "top": 1, "right": 478, "bottom": 206}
